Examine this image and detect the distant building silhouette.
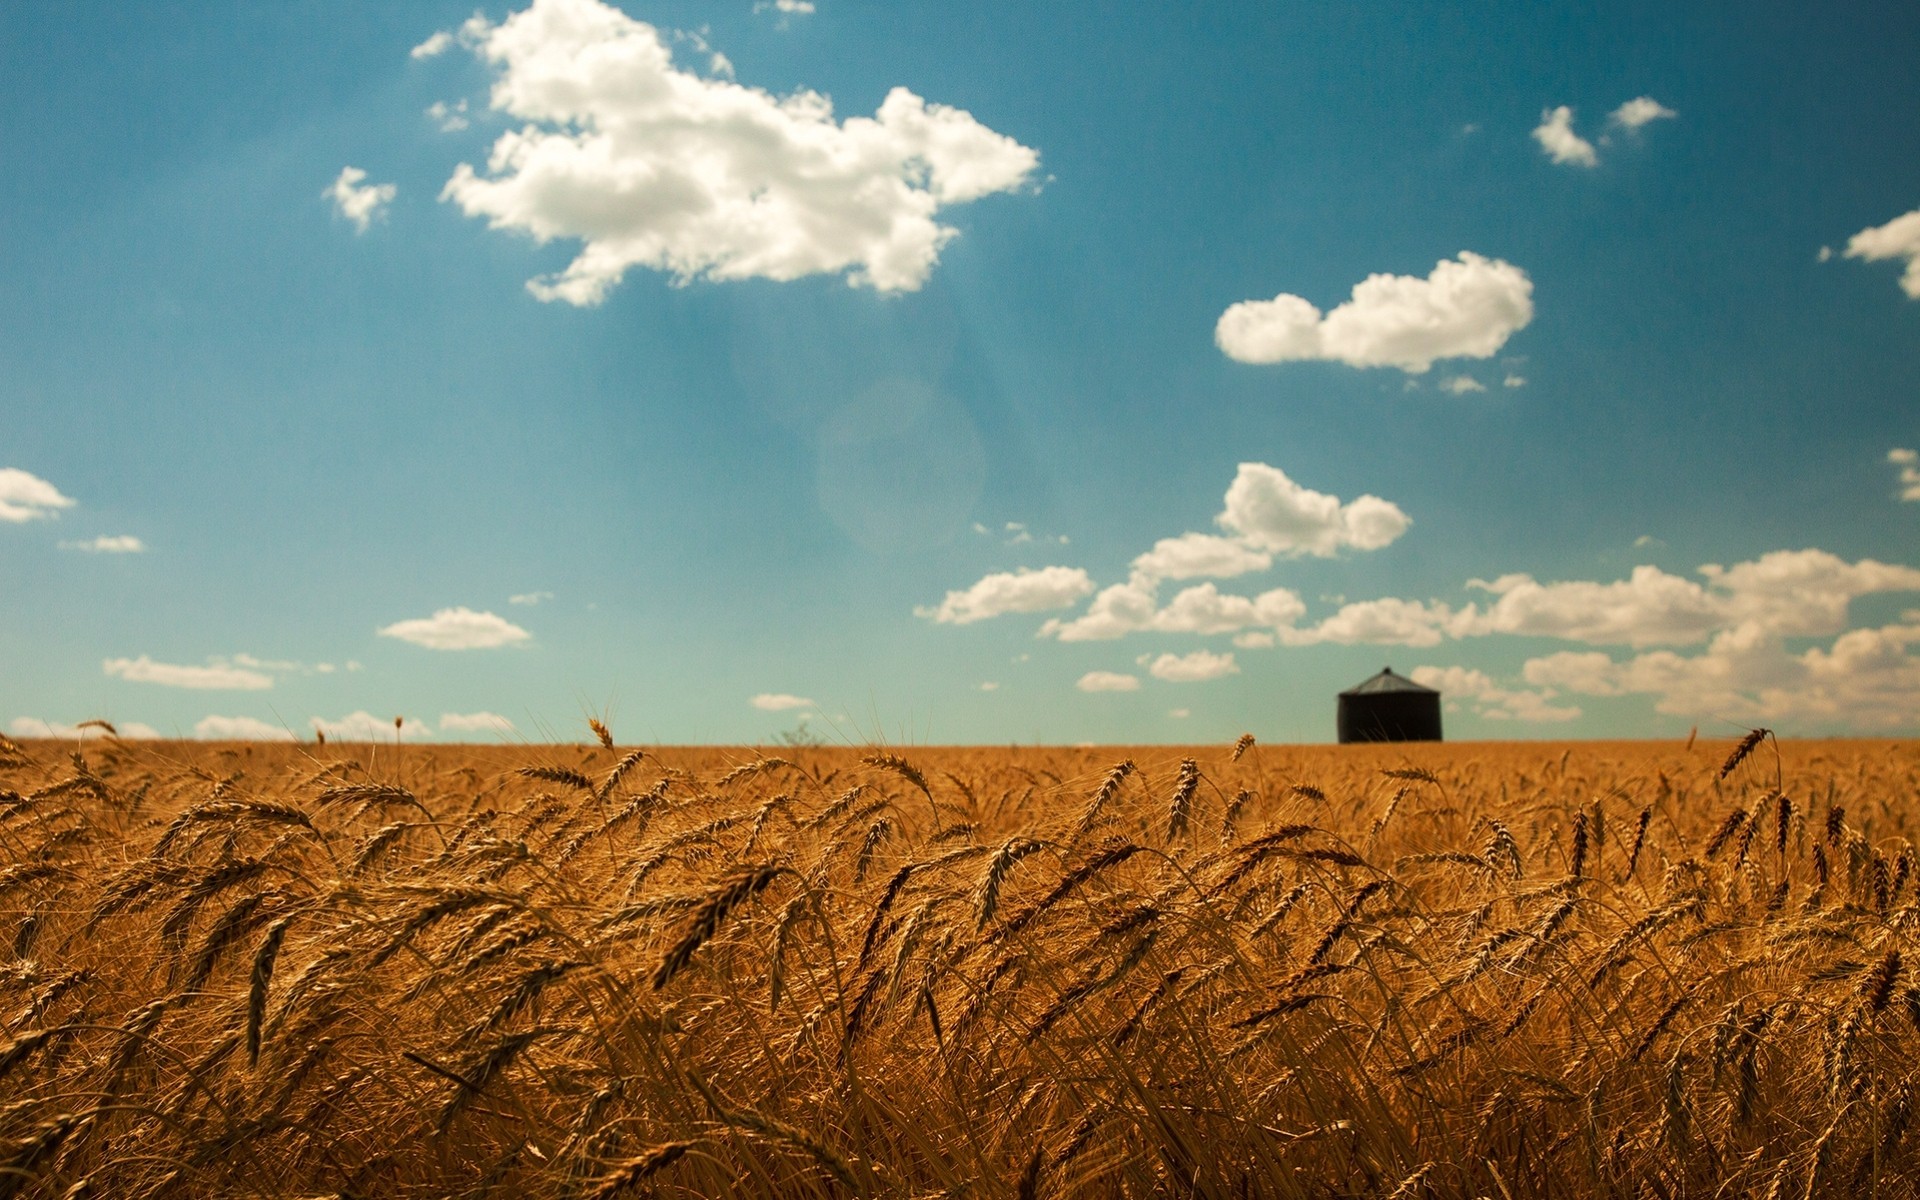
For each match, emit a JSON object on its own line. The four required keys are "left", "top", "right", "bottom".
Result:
{"left": 1337, "top": 667, "right": 1442, "bottom": 743}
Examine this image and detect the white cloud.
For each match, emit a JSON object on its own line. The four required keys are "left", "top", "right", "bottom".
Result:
{"left": 751, "top": 693, "right": 815, "bottom": 711}
{"left": 1503, "top": 374, "right": 1526, "bottom": 388}
{"left": 103, "top": 656, "right": 274, "bottom": 690}
{"left": 440, "top": 711, "right": 517, "bottom": 733}
{"left": 1610, "top": 97, "right": 1677, "bottom": 130}
{"left": 195, "top": 715, "right": 297, "bottom": 741}
{"left": 378, "top": 607, "right": 532, "bottom": 650}
{"left": 314, "top": 712, "right": 434, "bottom": 741}
{"left": 1892, "top": 448, "right": 1920, "bottom": 501}
{"left": 978, "top": 681, "right": 999, "bottom": 692}
{"left": 1076, "top": 671, "right": 1140, "bottom": 693}
{"left": 1285, "top": 597, "right": 1456, "bottom": 647}
{"left": 1131, "top": 532, "right": 1272, "bottom": 581}
{"left": 0, "top": 468, "right": 76, "bottom": 523}
{"left": 10, "top": 717, "right": 161, "bottom": 740}
{"left": 1410, "top": 665, "right": 1580, "bottom": 723}
{"left": 412, "top": 30, "right": 455, "bottom": 58}
{"left": 755, "top": 0, "right": 817, "bottom": 13}
{"left": 1217, "top": 463, "right": 1412, "bottom": 556}
{"left": 1844, "top": 208, "right": 1920, "bottom": 298}
{"left": 1042, "top": 579, "right": 1308, "bottom": 642}
{"left": 1439, "top": 375, "right": 1486, "bottom": 395}
{"left": 327, "top": 167, "right": 396, "bottom": 233}
{"left": 1532, "top": 106, "right": 1597, "bottom": 167}
{"left": 436, "top": 0, "right": 1038, "bottom": 304}
{"left": 509, "top": 590, "right": 555, "bottom": 606}
{"left": 1215, "top": 253, "right": 1534, "bottom": 373}
{"left": 1524, "top": 614, "right": 1920, "bottom": 730}
{"left": 60, "top": 534, "right": 144, "bottom": 553}
{"left": 1142, "top": 649, "right": 1240, "bottom": 682}
{"left": 916, "top": 566, "right": 1095, "bottom": 625}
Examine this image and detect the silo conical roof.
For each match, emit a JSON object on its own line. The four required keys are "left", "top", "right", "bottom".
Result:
{"left": 1339, "top": 667, "right": 1438, "bottom": 697}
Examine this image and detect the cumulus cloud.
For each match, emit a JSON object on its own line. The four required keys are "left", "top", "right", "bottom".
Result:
{"left": 0, "top": 468, "right": 76, "bottom": 523}
{"left": 441, "top": 711, "right": 517, "bottom": 733}
{"left": 751, "top": 693, "right": 815, "bottom": 711}
{"left": 378, "top": 607, "right": 531, "bottom": 650}
{"left": 1215, "top": 253, "right": 1534, "bottom": 373}
{"left": 1892, "top": 448, "right": 1920, "bottom": 501}
{"left": 1217, "top": 463, "right": 1412, "bottom": 556}
{"left": 1142, "top": 650, "right": 1239, "bottom": 682}
{"left": 1523, "top": 614, "right": 1920, "bottom": 730}
{"left": 1284, "top": 598, "right": 1456, "bottom": 647}
{"left": 1439, "top": 375, "right": 1486, "bottom": 395}
{"left": 433, "top": 0, "right": 1038, "bottom": 303}
{"left": 60, "top": 535, "right": 144, "bottom": 553}
{"left": 1076, "top": 671, "right": 1140, "bottom": 693}
{"left": 1410, "top": 665, "right": 1580, "bottom": 723}
{"left": 1042, "top": 580, "right": 1307, "bottom": 641}
{"left": 194, "top": 715, "right": 297, "bottom": 741}
{"left": 103, "top": 656, "right": 274, "bottom": 690}
{"left": 1532, "top": 106, "right": 1597, "bottom": 167}
{"left": 1610, "top": 97, "right": 1677, "bottom": 130}
{"left": 327, "top": 167, "right": 396, "bottom": 233}
{"left": 1846, "top": 209, "right": 1920, "bottom": 298}
{"left": 915, "top": 566, "right": 1095, "bottom": 625}
{"left": 1131, "top": 532, "right": 1272, "bottom": 581}
{"left": 10, "top": 717, "right": 162, "bottom": 740}
{"left": 411, "top": 30, "right": 455, "bottom": 58}
{"left": 314, "top": 712, "right": 433, "bottom": 741}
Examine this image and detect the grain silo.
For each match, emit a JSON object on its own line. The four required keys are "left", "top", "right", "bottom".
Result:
{"left": 1337, "top": 667, "right": 1442, "bottom": 743}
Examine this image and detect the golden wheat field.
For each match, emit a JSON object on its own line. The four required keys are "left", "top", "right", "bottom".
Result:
{"left": 2, "top": 728, "right": 1918, "bottom": 1198}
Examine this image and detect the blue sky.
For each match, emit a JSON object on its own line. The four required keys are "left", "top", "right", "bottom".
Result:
{"left": 3, "top": 0, "right": 1918, "bottom": 745}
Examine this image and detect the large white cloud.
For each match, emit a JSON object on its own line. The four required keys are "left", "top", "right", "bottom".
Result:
{"left": 10, "top": 717, "right": 162, "bottom": 740}
{"left": 433, "top": 0, "right": 1038, "bottom": 304}
{"left": 195, "top": 715, "right": 297, "bottom": 741}
{"left": 1532, "top": 106, "right": 1597, "bottom": 167}
{"left": 327, "top": 167, "right": 396, "bottom": 233}
{"left": 1524, "top": 615, "right": 1920, "bottom": 730}
{"left": 1216, "top": 463, "right": 1411, "bottom": 556}
{"left": 103, "top": 656, "right": 274, "bottom": 690}
{"left": 1215, "top": 253, "right": 1533, "bottom": 373}
{"left": 0, "top": 468, "right": 76, "bottom": 523}
{"left": 1142, "top": 649, "right": 1239, "bottom": 682}
{"left": 1846, "top": 209, "right": 1920, "bottom": 299}
{"left": 1411, "top": 665, "right": 1580, "bottom": 723}
{"left": 915, "top": 566, "right": 1094, "bottom": 625}
{"left": 378, "top": 607, "right": 532, "bottom": 650}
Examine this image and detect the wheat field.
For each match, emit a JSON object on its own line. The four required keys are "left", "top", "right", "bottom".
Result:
{"left": 1, "top": 727, "right": 1917, "bottom": 1198}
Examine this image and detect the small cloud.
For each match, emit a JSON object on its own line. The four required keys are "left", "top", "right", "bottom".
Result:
{"left": 104, "top": 655, "right": 273, "bottom": 690}
{"left": 754, "top": 0, "right": 817, "bottom": 14}
{"left": 1532, "top": 105, "right": 1598, "bottom": 168}
{"left": 1076, "top": 671, "right": 1140, "bottom": 693}
{"left": 1891, "top": 448, "right": 1920, "bottom": 501}
{"left": 1460, "top": 123, "right": 1480, "bottom": 135}
{"left": 195, "top": 715, "right": 296, "bottom": 741}
{"left": 440, "top": 711, "right": 516, "bottom": 734}
{"left": 1818, "top": 246, "right": 1834, "bottom": 263}
{"left": 1632, "top": 534, "right": 1667, "bottom": 549}
{"left": 709, "top": 52, "right": 734, "bottom": 78}
{"left": 509, "top": 591, "right": 555, "bottom": 606}
{"left": 326, "top": 167, "right": 396, "bottom": 234}
{"left": 411, "top": 29, "right": 455, "bottom": 58}
{"left": 314, "top": 712, "right": 432, "bottom": 741}
{"left": 60, "top": 534, "right": 144, "bottom": 553}
{"left": 1168, "top": 708, "right": 1191, "bottom": 719}
{"left": 426, "top": 99, "right": 470, "bottom": 131}
{"left": 1503, "top": 373, "right": 1526, "bottom": 388}
{"left": 1610, "top": 96, "right": 1677, "bottom": 130}
{"left": 0, "top": 468, "right": 77, "bottom": 523}
{"left": 1141, "top": 650, "right": 1240, "bottom": 683}
{"left": 1439, "top": 375, "right": 1486, "bottom": 395}
{"left": 10, "top": 716, "right": 161, "bottom": 740}
{"left": 378, "top": 607, "right": 531, "bottom": 650}
{"left": 1845, "top": 208, "right": 1920, "bottom": 299}
{"left": 978, "top": 681, "right": 1000, "bottom": 691}
{"left": 1216, "top": 253, "right": 1533, "bottom": 374}
{"left": 751, "top": 693, "right": 815, "bottom": 711}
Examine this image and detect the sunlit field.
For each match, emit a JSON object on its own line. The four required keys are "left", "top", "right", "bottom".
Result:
{"left": 4, "top": 728, "right": 1918, "bottom": 1197}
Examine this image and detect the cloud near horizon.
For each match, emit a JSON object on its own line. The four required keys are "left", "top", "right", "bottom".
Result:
{"left": 378, "top": 607, "right": 532, "bottom": 650}
{"left": 750, "top": 693, "right": 815, "bottom": 711}
{"left": 430, "top": 0, "right": 1039, "bottom": 303}
{"left": 1215, "top": 253, "right": 1533, "bottom": 373}
{"left": 103, "top": 655, "right": 274, "bottom": 690}
{"left": 9, "top": 717, "right": 162, "bottom": 740}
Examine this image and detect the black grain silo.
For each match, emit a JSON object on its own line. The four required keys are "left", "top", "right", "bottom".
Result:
{"left": 1337, "top": 667, "right": 1442, "bottom": 743}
